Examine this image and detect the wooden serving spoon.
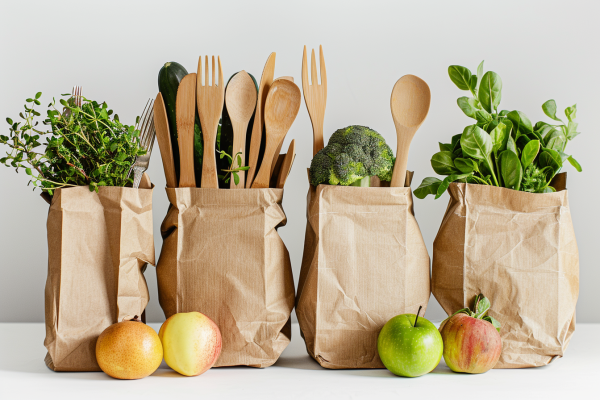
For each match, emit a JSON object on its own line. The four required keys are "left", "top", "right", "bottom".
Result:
{"left": 225, "top": 70, "right": 257, "bottom": 188}
{"left": 246, "top": 53, "right": 276, "bottom": 188}
{"left": 176, "top": 73, "right": 197, "bottom": 188}
{"left": 153, "top": 92, "right": 178, "bottom": 188}
{"left": 252, "top": 79, "right": 301, "bottom": 188}
{"left": 276, "top": 139, "right": 296, "bottom": 189}
{"left": 390, "top": 75, "right": 431, "bottom": 188}
{"left": 269, "top": 76, "right": 294, "bottom": 177}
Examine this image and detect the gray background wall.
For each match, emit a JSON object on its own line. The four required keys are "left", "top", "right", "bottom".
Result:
{"left": 1, "top": 0, "right": 598, "bottom": 323}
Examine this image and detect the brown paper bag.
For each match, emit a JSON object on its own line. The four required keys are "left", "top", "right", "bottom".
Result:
{"left": 156, "top": 188, "right": 295, "bottom": 368}
{"left": 296, "top": 173, "right": 431, "bottom": 369}
{"left": 432, "top": 174, "right": 579, "bottom": 368}
{"left": 44, "top": 179, "right": 155, "bottom": 372}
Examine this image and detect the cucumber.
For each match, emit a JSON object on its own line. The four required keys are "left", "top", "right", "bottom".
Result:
{"left": 158, "top": 62, "right": 188, "bottom": 182}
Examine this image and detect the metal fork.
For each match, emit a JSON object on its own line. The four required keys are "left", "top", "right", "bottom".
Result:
{"left": 301, "top": 45, "right": 327, "bottom": 156}
{"left": 64, "top": 86, "right": 82, "bottom": 117}
{"left": 130, "top": 99, "right": 156, "bottom": 188}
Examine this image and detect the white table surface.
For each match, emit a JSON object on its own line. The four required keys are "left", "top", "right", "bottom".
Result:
{"left": 1, "top": 322, "right": 597, "bottom": 399}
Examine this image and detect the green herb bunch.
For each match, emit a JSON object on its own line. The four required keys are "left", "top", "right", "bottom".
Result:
{"left": 1, "top": 92, "right": 145, "bottom": 195}
{"left": 414, "top": 61, "right": 582, "bottom": 199}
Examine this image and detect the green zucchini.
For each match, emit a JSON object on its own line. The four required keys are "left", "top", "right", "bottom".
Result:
{"left": 158, "top": 61, "right": 205, "bottom": 186}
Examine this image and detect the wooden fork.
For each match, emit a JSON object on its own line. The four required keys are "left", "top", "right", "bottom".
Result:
{"left": 302, "top": 45, "right": 327, "bottom": 156}
{"left": 197, "top": 55, "right": 225, "bottom": 188}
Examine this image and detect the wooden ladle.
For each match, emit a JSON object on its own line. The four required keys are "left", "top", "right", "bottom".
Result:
{"left": 225, "top": 70, "right": 257, "bottom": 188}
{"left": 390, "top": 75, "right": 431, "bottom": 188}
{"left": 252, "top": 80, "right": 301, "bottom": 188}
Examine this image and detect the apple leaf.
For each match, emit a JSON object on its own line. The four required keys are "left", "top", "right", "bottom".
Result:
{"left": 484, "top": 316, "right": 502, "bottom": 332}
{"left": 474, "top": 295, "right": 491, "bottom": 318}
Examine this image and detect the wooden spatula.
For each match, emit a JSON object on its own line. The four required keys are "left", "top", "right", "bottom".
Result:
{"left": 225, "top": 70, "right": 257, "bottom": 188}
{"left": 269, "top": 76, "right": 294, "bottom": 177}
{"left": 197, "top": 55, "right": 225, "bottom": 188}
{"left": 390, "top": 75, "right": 431, "bottom": 188}
{"left": 246, "top": 53, "right": 276, "bottom": 188}
{"left": 176, "top": 73, "right": 197, "bottom": 188}
{"left": 276, "top": 139, "right": 296, "bottom": 189}
{"left": 252, "top": 79, "right": 301, "bottom": 188}
{"left": 153, "top": 93, "right": 178, "bottom": 188}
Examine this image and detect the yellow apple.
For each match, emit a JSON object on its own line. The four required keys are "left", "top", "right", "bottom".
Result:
{"left": 159, "top": 312, "right": 222, "bottom": 376}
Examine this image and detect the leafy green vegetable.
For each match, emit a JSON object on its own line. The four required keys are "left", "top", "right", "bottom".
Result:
{"left": 309, "top": 125, "right": 395, "bottom": 186}
{"left": 415, "top": 61, "right": 582, "bottom": 199}
{"left": 1, "top": 93, "right": 145, "bottom": 194}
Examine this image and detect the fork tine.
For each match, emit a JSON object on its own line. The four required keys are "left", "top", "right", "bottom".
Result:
{"left": 141, "top": 99, "right": 154, "bottom": 148}
{"left": 205, "top": 56, "right": 209, "bottom": 87}
{"left": 311, "top": 48, "right": 318, "bottom": 86}
{"left": 301, "top": 46, "right": 309, "bottom": 90}
{"left": 212, "top": 56, "right": 216, "bottom": 86}
{"left": 197, "top": 56, "right": 203, "bottom": 87}
{"left": 218, "top": 56, "right": 223, "bottom": 89}
{"left": 319, "top": 45, "right": 327, "bottom": 90}
{"left": 147, "top": 119, "right": 156, "bottom": 154}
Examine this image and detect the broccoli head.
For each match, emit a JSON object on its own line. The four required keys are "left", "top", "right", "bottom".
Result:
{"left": 309, "top": 125, "right": 395, "bottom": 186}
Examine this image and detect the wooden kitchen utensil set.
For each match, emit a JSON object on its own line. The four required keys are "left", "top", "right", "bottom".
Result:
{"left": 153, "top": 53, "right": 302, "bottom": 190}
{"left": 152, "top": 47, "right": 431, "bottom": 190}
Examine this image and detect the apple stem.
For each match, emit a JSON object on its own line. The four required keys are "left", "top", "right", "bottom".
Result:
{"left": 414, "top": 305, "right": 422, "bottom": 327}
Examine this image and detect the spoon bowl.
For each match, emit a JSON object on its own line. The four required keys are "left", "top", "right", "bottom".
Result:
{"left": 390, "top": 75, "right": 431, "bottom": 187}
{"left": 225, "top": 70, "right": 257, "bottom": 188}
{"left": 252, "top": 79, "right": 301, "bottom": 188}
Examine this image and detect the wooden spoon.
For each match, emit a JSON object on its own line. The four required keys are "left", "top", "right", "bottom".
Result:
{"left": 390, "top": 75, "right": 431, "bottom": 188}
{"left": 252, "top": 79, "right": 301, "bottom": 188}
{"left": 176, "top": 73, "right": 197, "bottom": 188}
{"left": 269, "top": 76, "right": 294, "bottom": 177}
{"left": 276, "top": 139, "right": 296, "bottom": 188}
{"left": 246, "top": 53, "right": 276, "bottom": 188}
{"left": 153, "top": 92, "right": 178, "bottom": 188}
{"left": 225, "top": 70, "right": 257, "bottom": 188}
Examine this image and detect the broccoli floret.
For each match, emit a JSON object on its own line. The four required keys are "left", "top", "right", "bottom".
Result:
{"left": 309, "top": 125, "right": 395, "bottom": 186}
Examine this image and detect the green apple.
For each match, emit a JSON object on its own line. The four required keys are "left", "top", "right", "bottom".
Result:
{"left": 377, "top": 310, "right": 443, "bottom": 377}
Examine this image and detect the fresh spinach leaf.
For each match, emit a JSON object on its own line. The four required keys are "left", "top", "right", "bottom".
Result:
{"left": 500, "top": 150, "right": 523, "bottom": 190}
{"left": 431, "top": 151, "right": 458, "bottom": 175}
{"left": 478, "top": 71, "right": 502, "bottom": 113}
{"left": 521, "top": 140, "right": 540, "bottom": 169}
{"left": 448, "top": 65, "right": 473, "bottom": 91}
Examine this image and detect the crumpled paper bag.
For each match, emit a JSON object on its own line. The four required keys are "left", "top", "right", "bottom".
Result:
{"left": 296, "top": 172, "right": 431, "bottom": 369}
{"left": 44, "top": 176, "right": 155, "bottom": 371}
{"left": 432, "top": 173, "right": 579, "bottom": 368}
{"left": 156, "top": 188, "right": 295, "bottom": 368}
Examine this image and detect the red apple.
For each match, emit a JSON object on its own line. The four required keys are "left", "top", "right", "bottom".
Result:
{"left": 440, "top": 294, "right": 502, "bottom": 374}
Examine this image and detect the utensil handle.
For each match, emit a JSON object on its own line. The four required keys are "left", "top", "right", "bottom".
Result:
{"left": 390, "top": 134, "right": 412, "bottom": 188}
{"left": 230, "top": 120, "right": 248, "bottom": 189}
{"left": 132, "top": 166, "right": 145, "bottom": 189}
{"left": 201, "top": 135, "right": 219, "bottom": 189}
{"left": 312, "top": 121, "right": 324, "bottom": 156}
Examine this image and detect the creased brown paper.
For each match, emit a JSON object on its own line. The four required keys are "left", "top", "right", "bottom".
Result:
{"left": 156, "top": 188, "right": 295, "bottom": 368}
{"left": 296, "top": 173, "right": 431, "bottom": 369}
{"left": 44, "top": 178, "right": 155, "bottom": 371}
{"left": 432, "top": 174, "right": 579, "bottom": 368}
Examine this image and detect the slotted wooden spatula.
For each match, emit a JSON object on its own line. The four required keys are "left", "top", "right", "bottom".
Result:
{"left": 176, "top": 73, "right": 197, "bottom": 188}
{"left": 252, "top": 80, "right": 301, "bottom": 188}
